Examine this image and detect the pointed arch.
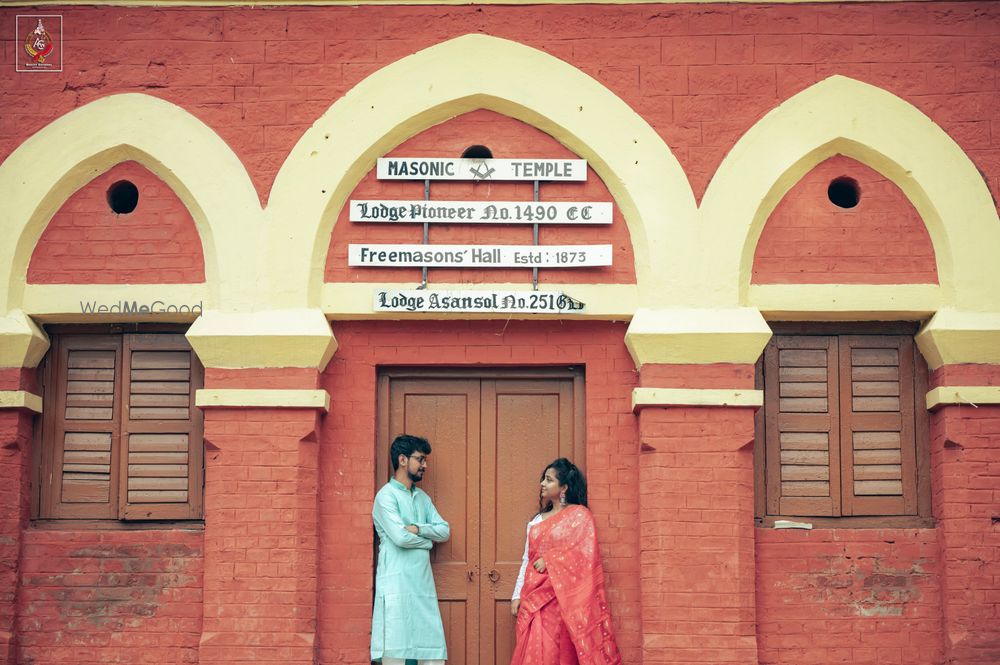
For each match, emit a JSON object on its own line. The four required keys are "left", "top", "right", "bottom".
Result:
{"left": 698, "top": 75, "right": 1000, "bottom": 312}
{"left": 265, "top": 33, "right": 696, "bottom": 309}
{"left": 0, "top": 93, "right": 262, "bottom": 312}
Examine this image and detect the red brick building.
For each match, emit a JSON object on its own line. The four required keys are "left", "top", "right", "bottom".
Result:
{"left": 1, "top": 2, "right": 998, "bottom": 665}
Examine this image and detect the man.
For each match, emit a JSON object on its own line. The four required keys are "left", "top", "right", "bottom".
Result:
{"left": 371, "top": 434, "right": 450, "bottom": 665}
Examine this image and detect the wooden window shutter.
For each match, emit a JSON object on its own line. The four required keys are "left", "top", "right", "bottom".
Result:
{"left": 838, "top": 335, "right": 917, "bottom": 516}
{"left": 120, "top": 334, "right": 204, "bottom": 520}
{"left": 40, "top": 335, "right": 123, "bottom": 519}
{"left": 764, "top": 335, "right": 841, "bottom": 517}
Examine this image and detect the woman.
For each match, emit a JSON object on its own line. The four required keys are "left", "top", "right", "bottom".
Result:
{"left": 510, "top": 458, "right": 622, "bottom": 665}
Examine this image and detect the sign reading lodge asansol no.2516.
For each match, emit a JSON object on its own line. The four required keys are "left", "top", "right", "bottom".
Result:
{"left": 375, "top": 289, "right": 585, "bottom": 314}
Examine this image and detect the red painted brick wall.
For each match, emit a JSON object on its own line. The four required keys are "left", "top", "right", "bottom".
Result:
{"left": 753, "top": 156, "right": 939, "bottom": 284}
{"left": 637, "top": 406, "right": 758, "bottom": 665}
{"left": 0, "top": 409, "right": 33, "bottom": 665}
{"left": 16, "top": 529, "right": 203, "bottom": 665}
{"left": 755, "top": 528, "right": 943, "bottom": 664}
{"left": 325, "top": 110, "right": 635, "bottom": 285}
{"left": 318, "top": 320, "right": 641, "bottom": 665}
{"left": 27, "top": 161, "right": 205, "bottom": 285}
{"left": 200, "top": 407, "right": 320, "bottom": 665}
{"left": 1, "top": 3, "right": 998, "bottom": 216}
{"left": 929, "top": 405, "right": 1000, "bottom": 664}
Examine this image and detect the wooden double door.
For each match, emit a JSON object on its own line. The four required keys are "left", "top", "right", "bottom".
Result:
{"left": 377, "top": 368, "right": 584, "bottom": 665}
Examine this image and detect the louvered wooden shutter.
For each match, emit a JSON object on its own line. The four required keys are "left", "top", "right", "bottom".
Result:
{"left": 120, "top": 334, "right": 204, "bottom": 520}
{"left": 764, "top": 336, "right": 841, "bottom": 517}
{"left": 839, "top": 336, "right": 916, "bottom": 516}
{"left": 41, "top": 335, "right": 123, "bottom": 518}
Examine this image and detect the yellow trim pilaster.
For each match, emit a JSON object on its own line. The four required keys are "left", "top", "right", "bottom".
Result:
{"left": 0, "top": 391, "right": 43, "bottom": 413}
{"left": 185, "top": 309, "right": 337, "bottom": 370}
{"left": 632, "top": 387, "right": 763, "bottom": 411}
{"left": 926, "top": 386, "right": 1000, "bottom": 411}
{"left": 624, "top": 308, "right": 772, "bottom": 368}
{"left": 0, "top": 311, "right": 49, "bottom": 368}
{"left": 196, "top": 389, "right": 330, "bottom": 411}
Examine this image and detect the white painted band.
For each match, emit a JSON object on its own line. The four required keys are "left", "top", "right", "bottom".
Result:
{"left": 632, "top": 387, "right": 763, "bottom": 411}
{"left": 196, "top": 389, "right": 331, "bottom": 411}
{"left": 0, "top": 391, "right": 43, "bottom": 413}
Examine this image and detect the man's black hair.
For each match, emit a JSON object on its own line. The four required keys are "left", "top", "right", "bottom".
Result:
{"left": 390, "top": 434, "right": 431, "bottom": 471}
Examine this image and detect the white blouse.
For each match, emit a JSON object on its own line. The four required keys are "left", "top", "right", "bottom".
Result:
{"left": 511, "top": 513, "right": 544, "bottom": 600}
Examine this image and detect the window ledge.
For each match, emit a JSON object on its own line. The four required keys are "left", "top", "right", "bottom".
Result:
{"left": 756, "top": 515, "right": 936, "bottom": 529}
{"left": 30, "top": 519, "right": 205, "bottom": 531}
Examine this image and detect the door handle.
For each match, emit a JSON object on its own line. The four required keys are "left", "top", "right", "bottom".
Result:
{"left": 488, "top": 569, "right": 500, "bottom": 583}
{"left": 467, "top": 570, "right": 475, "bottom": 582}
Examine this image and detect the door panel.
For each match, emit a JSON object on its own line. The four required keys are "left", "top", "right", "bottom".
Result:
{"left": 480, "top": 378, "right": 582, "bottom": 665}
{"left": 383, "top": 378, "right": 482, "bottom": 665}
{"left": 378, "top": 370, "right": 583, "bottom": 665}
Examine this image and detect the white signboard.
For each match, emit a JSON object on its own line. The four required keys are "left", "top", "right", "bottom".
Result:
{"left": 350, "top": 200, "right": 612, "bottom": 224}
{"left": 375, "top": 289, "right": 586, "bottom": 314}
{"left": 349, "top": 244, "right": 612, "bottom": 268}
{"left": 377, "top": 158, "right": 587, "bottom": 182}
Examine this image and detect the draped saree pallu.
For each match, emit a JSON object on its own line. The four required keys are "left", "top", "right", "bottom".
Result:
{"left": 511, "top": 505, "right": 622, "bottom": 665}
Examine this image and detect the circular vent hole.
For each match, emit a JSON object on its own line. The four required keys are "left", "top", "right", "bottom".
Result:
{"left": 827, "top": 177, "right": 860, "bottom": 209}
{"left": 461, "top": 145, "right": 493, "bottom": 159}
{"left": 107, "top": 180, "right": 139, "bottom": 215}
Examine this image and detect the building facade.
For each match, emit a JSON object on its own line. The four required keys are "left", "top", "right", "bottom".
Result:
{"left": 1, "top": 2, "right": 999, "bottom": 664}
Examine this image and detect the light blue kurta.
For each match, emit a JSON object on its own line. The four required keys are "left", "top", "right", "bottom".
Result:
{"left": 371, "top": 478, "right": 450, "bottom": 661}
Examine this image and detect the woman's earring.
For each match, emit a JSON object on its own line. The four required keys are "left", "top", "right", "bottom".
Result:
{"left": 559, "top": 492, "right": 567, "bottom": 507}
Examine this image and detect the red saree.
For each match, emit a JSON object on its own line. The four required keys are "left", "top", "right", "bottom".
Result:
{"left": 511, "top": 505, "right": 622, "bottom": 665}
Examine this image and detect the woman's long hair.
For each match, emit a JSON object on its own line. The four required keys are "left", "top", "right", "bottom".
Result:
{"left": 539, "top": 457, "right": 588, "bottom": 513}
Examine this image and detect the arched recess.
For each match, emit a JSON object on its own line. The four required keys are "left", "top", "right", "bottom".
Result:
{"left": 0, "top": 93, "right": 262, "bottom": 314}
{"left": 265, "top": 33, "right": 696, "bottom": 310}
{"left": 699, "top": 75, "right": 1000, "bottom": 313}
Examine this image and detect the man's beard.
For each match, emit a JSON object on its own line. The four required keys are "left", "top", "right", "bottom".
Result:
{"left": 408, "top": 470, "right": 424, "bottom": 483}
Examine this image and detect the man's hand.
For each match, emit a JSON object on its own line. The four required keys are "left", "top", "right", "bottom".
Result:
{"left": 511, "top": 599, "right": 520, "bottom": 616}
{"left": 533, "top": 557, "right": 546, "bottom": 573}
{"left": 404, "top": 525, "right": 419, "bottom": 534}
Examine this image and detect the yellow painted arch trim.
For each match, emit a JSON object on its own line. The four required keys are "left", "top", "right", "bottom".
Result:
{"left": 0, "top": 93, "right": 263, "bottom": 313}
{"left": 265, "top": 33, "right": 696, "bottom": 309}
{"left": 699, "top": 75, "right": 1000, "bottom": 313}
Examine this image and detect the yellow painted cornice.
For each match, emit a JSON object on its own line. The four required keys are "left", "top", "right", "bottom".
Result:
{"left": 926, "top": 386, "right": 1000, "bottom": 411}
{"left": 0, "top": 311, "right": 49, "bottom": 369}
{"left": 0, "top": 391, "right": 43, "bottom": 413}
{"left": 185, "top": 309, "right": 337, "bottom": 370}
{"left": 916, "top": 310, "right": 1000, "bottom": 369}
{"left": 196, "top": 388, "right": 330, "bottom": 411}
{"left": 632, "top": 387, "right": 763, "bottom": 411}
{"left": 624, "top": 308, "right": 772, "bottom": 368}
{"left": 749, "top": 284, "right": 940, "bottom": 321}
